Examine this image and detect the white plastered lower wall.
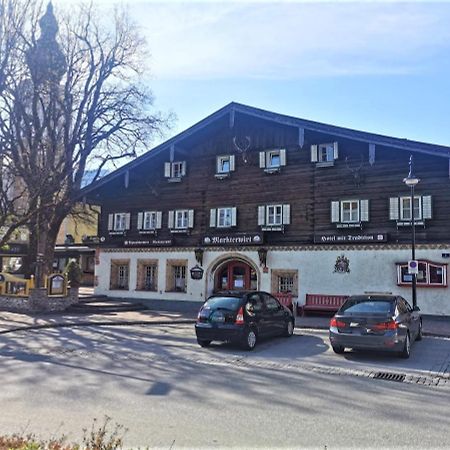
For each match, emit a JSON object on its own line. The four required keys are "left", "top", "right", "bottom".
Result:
{"left": 95, "top": 246, "right": 450, "bottom": 315}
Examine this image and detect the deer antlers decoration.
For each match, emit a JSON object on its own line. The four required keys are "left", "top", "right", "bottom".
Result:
{"left": 345, "top": 155, "right": 365, "bottom": 187}
{"left": 232, "top": 136, "right": 251, "bottom": 164}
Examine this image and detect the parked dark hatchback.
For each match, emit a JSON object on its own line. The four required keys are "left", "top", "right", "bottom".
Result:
{"left": 329, "top": 294, "right": 422, "bottom": 358}
{"left": 195, "top": 291, "right": 295, "bottom": 350}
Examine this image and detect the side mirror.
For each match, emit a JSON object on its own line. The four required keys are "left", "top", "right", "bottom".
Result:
{"left": 413, "top": 306, "right": 420, "bottom": 312}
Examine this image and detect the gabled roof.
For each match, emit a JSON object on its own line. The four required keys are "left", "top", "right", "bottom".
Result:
{"left": 81, "top": 102, "right": 450, "bottom": 196}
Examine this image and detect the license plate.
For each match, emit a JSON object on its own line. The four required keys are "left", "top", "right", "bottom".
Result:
{"left": 350, "top": 322, "right": 359, "bottom": 327}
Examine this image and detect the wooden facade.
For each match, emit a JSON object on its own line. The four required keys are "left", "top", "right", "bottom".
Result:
{"left": 85, "top": 104, "right": 450, "bottom": 248}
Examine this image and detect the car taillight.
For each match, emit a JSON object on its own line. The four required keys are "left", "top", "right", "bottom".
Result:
{"left": 373, "top": 320, "right": 398, "bottom": 331}
{"left": 235, "top": 306, "right": 244, "bottom": 325}
{"left": 330, "top": 317, "right": 345, "bottom": 328}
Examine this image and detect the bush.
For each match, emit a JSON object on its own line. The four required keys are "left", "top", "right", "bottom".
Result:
{"left": 64, "top": 260, "right": 83, "bottom": 288}
{"left": 0, "top": 416, "right": 127, "bottom": 450}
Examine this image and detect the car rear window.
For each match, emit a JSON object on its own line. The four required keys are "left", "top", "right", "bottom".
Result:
{"left": 340, "top": 298, "right": 394, "bottom": 314}
{"left": 204, "top": 296, "right": 242, "bottom": 311}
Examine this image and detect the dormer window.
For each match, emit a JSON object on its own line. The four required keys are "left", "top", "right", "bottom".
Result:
{"left": 215, "top": 155, "right": 235, "bottom": 179}
{"left": 259, "top": 149, "right": 286, "bottom": 173}
{"left": 311, "top": 142, "right": 338, "bottom": 166}
{"left": 164, "top": 161, "right": 186, "bottom": 182}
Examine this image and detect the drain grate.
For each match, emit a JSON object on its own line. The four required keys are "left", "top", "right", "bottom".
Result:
{"left": 373, "top": 372, "right": 406, "bottom": 382}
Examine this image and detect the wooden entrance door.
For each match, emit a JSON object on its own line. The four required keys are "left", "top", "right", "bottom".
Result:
{"left": 216, "top": 261, "right": 257, "bottom": 291}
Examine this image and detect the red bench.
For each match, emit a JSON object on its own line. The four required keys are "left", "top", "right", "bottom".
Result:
{"left": 275, "top": 293, "right": 293, "bottom": 311}
{"left": 298, "top": 294, "right": 348, "bottom": 316}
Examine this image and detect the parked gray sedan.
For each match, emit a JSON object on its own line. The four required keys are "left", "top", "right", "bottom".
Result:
{"left": 329, "top": 294, "right": 422, "bottom": 358}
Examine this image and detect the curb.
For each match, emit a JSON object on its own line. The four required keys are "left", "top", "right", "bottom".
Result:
{"left": 0, "top": 319, "right": 196, "bottom": 335}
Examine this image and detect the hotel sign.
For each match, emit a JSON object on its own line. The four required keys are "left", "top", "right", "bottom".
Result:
{"left": 314, "top": 233, "right": 388, "bottom": 244}
{"left": 203, "top": 233, "right": 263, "bottom": 246}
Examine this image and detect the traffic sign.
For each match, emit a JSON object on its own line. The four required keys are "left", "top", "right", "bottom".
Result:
{"left": 408, "top": 260, "right": 419, "bottom": 274}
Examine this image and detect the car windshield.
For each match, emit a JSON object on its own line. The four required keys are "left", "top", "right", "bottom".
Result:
{"left": 204, "top": 296, "right": 242, "bottom": 311}
{"left": 340, "top": 298, "right": 394, "bottom": 314}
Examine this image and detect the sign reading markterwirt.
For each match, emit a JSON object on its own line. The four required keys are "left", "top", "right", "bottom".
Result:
{"left": 314, "top": 233, "right": 388, "bottom": 244}
{"left": 203, "top": 233, "right": 264, "bottom": 246}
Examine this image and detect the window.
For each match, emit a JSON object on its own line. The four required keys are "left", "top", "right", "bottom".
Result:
{"left": 136, "top": 259, "right": 158, "bottom": 291}
{"left": 166, "top": 259, "right": 188, "bottom": 292}
{"left": 137, "top": 211, "right": 162, "bottom": 231}
{"left": 271, "top": 269, "right": 298, "bottom": 296}
{"left": 259, "top": 149, "right": 286, "bottom": 171}
{"left": 164, "top": 161, "right": 186, "bottom": 180}
{"left": 107, "top": 213, "right": 130, "bottom": 232}
{"left": 311, "top": 142, "right": 338, "bottom": 164}
{"left": 110, "top": 259, "right": 130, "bottom": 290}
{"left": 168, "top": 209, "right": 194, "bottom": 231}
{"left": 400, "top": 196, "right": 421, "bottom": 221}
{"left": 258, "top": 204, "right": 290, "bottom": 229}
{"left": 341, "top": 200, "right": 359, "bottom": 223}
{"left": 210, "top": 207, "right": 237, "bottom": 228}
{"left": 216, "top": 155, "right": 235, "bottom": 175}
{"left": 331, "top": 200, "right": 369, "bottom": 226}
{"left": 389, "top": 195, "right": 432, "bottom": 224}
{"left": 397, "top": 260, "right": 447, "bottom": 287}
{"left": 267, "top": 205, "right": 283, "bottom": 226}
{"left": 263, "top": 293, "right": 281, "bottom": 312}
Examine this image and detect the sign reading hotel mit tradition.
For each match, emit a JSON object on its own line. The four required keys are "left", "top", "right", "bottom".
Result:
{"left": 123, "top": 238, "right": 173, "bottom": 247}
{"left": 314, "top": 233, "right": 388, "bottom": 244}
{"left": 203, "top": 233, "right": 264, "bottom": 246}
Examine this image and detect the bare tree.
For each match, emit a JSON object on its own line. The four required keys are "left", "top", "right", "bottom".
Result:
{"left": 0, "top": 1, "right": 170, "bottom": 285}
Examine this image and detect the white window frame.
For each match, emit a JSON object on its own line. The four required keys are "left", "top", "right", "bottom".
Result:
{"left": 267, "top": 205, "right": 283, "bottom": 226}
{"left": 173, "top": 265, "right": 187, "bottom": 292}
{"left": 318, "top": 144, "right": 334, "bottom": 162}
{"left": 143, "top": 211, "right": 157, "bottom": 230}
{"left": 144, "top": 265, "right": 157, "bottom": 291}
{"left": 218, "top": 207, "right": 233, "bottom": 228}
{"left": 267, "top": 150, "right": 281, "bottom": 168}
{"left": 117, "top": 264, "right": 129, "bottom": 289}
{"left": 172, "top": 161, "right": 184, "bottom": 179}
{"left": 175, "top": 210, "right": 189, "bottom": 229}
{"left": 114, "top": 213, "right": 127, "bottom": 231}
{"left": 400, "top": 196, "right": 422, "bottom": 221}
{"left": 216, "top": 155, "right": 235, "bottom": 174}
{"left": 341, "top": 200, "right": 360, "bottom": 223}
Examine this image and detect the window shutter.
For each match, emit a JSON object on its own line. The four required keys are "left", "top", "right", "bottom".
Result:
{"left": 216, "top": 157, "right": 221, "bottom": 174}
{"left": 333, "top": 142, "right": 339, "bottom": 160}
{"left": 137, "top": 212, "right": 143, "bottom": 230}
{"left": 156, "top": 211, "right": 162, "bottom": 229}
{"left": 168, "top": 210, "right": 175, "bottom": 229}
{"left": 231, "top": 207, "right": 237, "bottom": 226}
{"left": 331, "top": 201, "right": 340, "bottom": 223}
{"left": 229, "top": 155, "right": 235, "bottom": 171}
{"left": 164, "top": 162, "right": 171, "bottom": 178}
{"left": 181, "top": 161, "right": 187, "bottom": 176}
{"left": 389, "top": 197, "right": 399, "bottom": 220}
{"left": 360, "top": 200, "right": 369, "bottom": 222}
{"left": 259, "top": 152, "right": 266, "bottom": 168}
{"left": 125, "top": 213, "right": 131, "bottom": 230}
{"left": 210, "top": 208, "right": 217, "bottom": 228}
{"left": 258, "top": 206, "right": 266, "bottom": 226}
{"left": 108, "top": 214, "right": 114, "bottom": 231}
{"left": 422, "top": 195, "right": 432, "bottom": 219}
{"left": 282, "top": 204, "right": 290, "bottom": 225}
{"left": 280, "top": 149, "right": 287, "bottom": 166}
{"left": 311, "top": 145, "right": 318, "bottom": 162}
{"left": 188, "top": 209, "right": 194, "bottom": 228}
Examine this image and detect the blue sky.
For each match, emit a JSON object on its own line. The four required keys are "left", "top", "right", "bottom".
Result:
{"left": 57, "top": 1, "right": 450, "bottom": 147}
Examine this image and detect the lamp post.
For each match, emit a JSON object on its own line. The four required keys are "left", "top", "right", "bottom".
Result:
{"left": 403, "top": 155, "right": 420, "bottom": 309}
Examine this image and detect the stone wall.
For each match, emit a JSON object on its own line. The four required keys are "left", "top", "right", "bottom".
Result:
{"left": 0, "top": 287, "right": 79, "bottom": 313}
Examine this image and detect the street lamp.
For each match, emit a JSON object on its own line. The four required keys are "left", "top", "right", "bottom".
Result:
{"left": 403, "top": 155, "right": 420, "bottom": 309}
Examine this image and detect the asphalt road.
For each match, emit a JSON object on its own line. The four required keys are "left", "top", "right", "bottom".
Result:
{"left": 0, "top": 324, "right": 449, "bottom": 448}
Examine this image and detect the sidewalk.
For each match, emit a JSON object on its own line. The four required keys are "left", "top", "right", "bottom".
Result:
{"left": 0, "top": 297, "right": 449, "bottom": 337}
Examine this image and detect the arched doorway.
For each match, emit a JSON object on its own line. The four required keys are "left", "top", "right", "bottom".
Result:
{"left": 215, "top": 260, "right": 258, "bottom": 292}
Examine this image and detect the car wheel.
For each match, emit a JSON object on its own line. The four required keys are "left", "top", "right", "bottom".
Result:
{"left": 416, "top": 320, "right": 423, "bottom": 341}
{"left": 197, "top": 339, "right": 211, "bottom": 348}
{"left": 283, "top": 319, "right": 294, "bottom": 337}
{"left": 332, "top": 345, "right": 345, "bottom": 354}
{"left": 400, "top": 332, "right": 411, "bottom": 359}
{"left": 242, "top": 328, "right": 257, "bottom": 351}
